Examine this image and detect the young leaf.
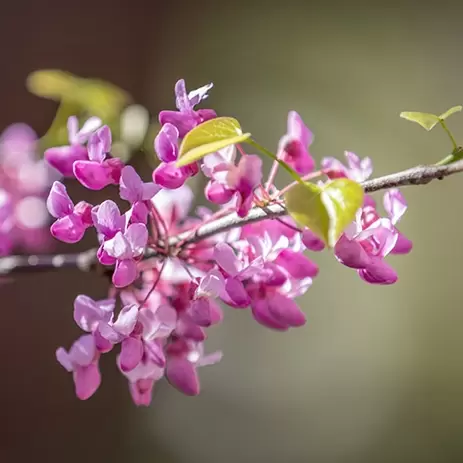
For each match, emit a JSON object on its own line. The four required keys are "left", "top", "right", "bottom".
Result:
{"left": 322, "top": 179, "right": 364, "bottom": 247}
{"left": 439, "top": 105, "right": 463, "bottom": 121}
{"left": 285, "top": 179, "right": 363, "bottom": 247}
{"left": 176, "top": 117, "right": 251, "bottom": 167}
{"left": 399, "top": 111, "right": 440, "bottom": 131}
{"left": 284, "top": 182, "right": 330, "bottom": 244}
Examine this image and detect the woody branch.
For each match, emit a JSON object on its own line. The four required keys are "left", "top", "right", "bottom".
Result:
{"left": 1, "top": 158, "right": 463, "bottom": 276}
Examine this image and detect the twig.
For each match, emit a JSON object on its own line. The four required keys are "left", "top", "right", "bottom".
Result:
{"left": 2, "top": 159, "right": 463, "bottom": 276}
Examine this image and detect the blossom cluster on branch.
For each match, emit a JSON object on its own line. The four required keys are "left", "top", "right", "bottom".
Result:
{"left": 2, "top": 78, "right": 416, "bottom": 406}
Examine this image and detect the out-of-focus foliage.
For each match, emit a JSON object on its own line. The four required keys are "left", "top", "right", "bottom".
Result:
{"left": 26, "top": 70, "right": 160, "bottom": 166}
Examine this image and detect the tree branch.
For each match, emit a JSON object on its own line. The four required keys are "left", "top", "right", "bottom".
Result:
{"left": 2, "top": 159, "right": 463, "bottom": 276}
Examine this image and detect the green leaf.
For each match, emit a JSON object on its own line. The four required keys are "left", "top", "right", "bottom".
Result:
{"left": 439, "top": 105, "right": 463, "bottom": 121}
{"left": 176, "top": 117, "right": 251, "bottom": 167}
{"left": 284, "top": 179, "right": 364, "bottom": 247}
{"left": 27, "top": 69, "right": 130, "bottom": 120}
{"left": 399, "top": 111, "right": 440, "bottom": 131}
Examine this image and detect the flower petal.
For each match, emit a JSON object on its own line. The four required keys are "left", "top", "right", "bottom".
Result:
{"left": 154, "top": 123, "right": 179, "bottom": 163}
{"left": 125, "top": 223, "right": 148, "bottom": 256}
{"left": 275, "top": 249, "right": 319, "bottom": 278}
{"left": 104, "top": 232, "right": 131, "bottom": 259}
{"left": 69, "top": 334, "right": 96, "bottom": 367}
{"left": 112, "top": 304, "right": 139, "bottom": 336}
{"left": 166, "top": 357, "right": 200, "bottom": 396}
{"left": 50, "top": 214, "right": 86, "bottom": 243}
{"left": 73, "top": 160, "right": 113, "bottom": 190}
{"left": 359, "top": 257, "right": 398, "bottom": 284}
{"left": 73, "top": 363, "right": 101, "bottom": 400}
{"left": 119, "top": 337, "right": 143, "bottom": 372}
{"left": 267, "top": 293, "right": 306, "bottom": 327}
{"left": 112, "top": 259, "right": 138, "bottom": 288}
{"left": 214, "top": 243, "right": 241, "bottom": 277}
{"left": 46, "top": 181, "right": 74, "bottom": 218}
{"left": 383, "top": 189, "right": 407, "bottom": 225}
{"left": 334, "top": 234, "right": 371, "bottom": 269}
{"left": 44, "top": 145, "right": 88, "bottom": 177}
{"left": 92, "top": 200, "right": 123, "bottom": 238}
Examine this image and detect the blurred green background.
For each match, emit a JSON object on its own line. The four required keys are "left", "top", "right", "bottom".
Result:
{"left": 2, "top": 1, "right": 463, "bottom": 462}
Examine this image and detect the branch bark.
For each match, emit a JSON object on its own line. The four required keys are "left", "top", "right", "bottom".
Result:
{"left": 2, "top": 159, "right": 463, "bottom": 276}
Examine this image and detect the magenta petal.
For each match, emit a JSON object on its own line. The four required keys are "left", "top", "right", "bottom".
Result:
{"left": 73, "top": 201, "right": 93, "bottom": 227}
{"left": 113, "top": 259, "right": 138, "bottom": 288}
{"left": 112, "top": 304, "right": 139, "bottom": 336}
{"left": 51, "top": 214, "right": 86, "bottom": 243}
{"left": 46, "top": 181, "right": 74, "bottom": 218}
{"left": 251, "top": 299, "right": 289, "bottom": 331}
{"left": 120, "top": 337, "right": 144, "bottom": 372}
{"left": 92, "top": 200, "right": 123, "bottom": 238}
{"left": 334, "top": 234, "right": 371, "bottom": 269}
{"left": 73, "top": 295, "right": 109, "bottom": 332}
{"left": 125, "top": 223, "right": 148, "bottom": 255}
{"left": 94, "top": 328, "right": 113, "bottom": 353}
{"left": 383, "top": 189, "right": 407, "bottom": 225}
{"left": 196, "top": 109, "right": 217, "bottom": 123}
{"left": 189, "top": 298, "right": 213, "bottom": 326}
{"left": 301, "top": 229, "right": 325, "bottom": 252}
{"left": 97, "top": 245, "right": 116, "bottom": 265}
{"left": 73, "top": 160, "right": 113, "bottom": 190}
{"left": 44, "top": 144, "right": 88, "bottom": 177}
{"left": 390, "top": 232, "right": 413, "bottom": 254}
{"left": 68, "top": 334, "right": 96, "bottom": 366}
{"left": 358, "top": 257, "right": 398, "bottom": 284}
{"left": 130, "top": 378, "right": 155, "bottom": 406}
{"left": 267, "top": 293, "right": 306, "bottom": 327}
{"left": 166, "top": 357, "right": 200, "bottom": 396}
{"left": 275, "top": 249, "right": 319, "bottom": 278}
{"left": 153, "top": 162, "right": 191, "bottom": 189}
{"left": 205, "top": 181, "right": 234, "bottom": 204}
{"left": 159, "top": 110, "right": 197, "bottom": 138}
{"left": 120, "top": 166, "right": 143, "bottom": 203}
{"left": 175, "top": 319, "right": 206, "bottom": 342}
{"left": 154, "top": 123, "right": 179, "bottom": 163}
{"left": 214, "top": 243, "right": 241, "bottom": 276}
{"left": 73, "top": 364, "right": 101, "bottom": 400}
{"left": 224, "top": 278, "right": 250, "bottom": 307}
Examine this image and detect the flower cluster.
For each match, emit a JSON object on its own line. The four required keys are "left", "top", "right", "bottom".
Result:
{"left": 45, "top": 79, "right": 412, "bottom": 405}
{"left": 0, "top": 123, "right": 58, "bottom": 255}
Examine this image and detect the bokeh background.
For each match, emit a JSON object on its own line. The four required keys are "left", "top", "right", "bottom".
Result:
{"left": 2, "top": 1, "right": 463, "bottom": 462}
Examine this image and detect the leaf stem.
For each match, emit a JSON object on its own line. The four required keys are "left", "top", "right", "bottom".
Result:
{"left": 439, "top": 120, "right": 458, "bottom": 151}
{"left": 246, "top": 139, "right": 304, "bottom": 184}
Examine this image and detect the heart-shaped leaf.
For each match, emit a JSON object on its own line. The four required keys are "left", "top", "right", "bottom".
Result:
{"left": 439, "top": 105, "right": 462, "bottom": 121}
{"left": 399, "top": 111, "right": 440, "bottom": 131}
{"left": 176, "top": 117, "right": 251, "bottom": 167}
{"left": 284, "top": 179, "right": 363, "bottom": 247}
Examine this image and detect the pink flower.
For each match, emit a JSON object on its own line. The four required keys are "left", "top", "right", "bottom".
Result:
{"left": 322, "top": 151, "right": 373, "bottom": 183}
{"left": 103, "top": 223, "right": 148, "bottom": 287}
{"left": 153, "top": 79, "right": 216, "bottom": 190}
{"left": 46, "top": 181, "right": 93, "bottom": 243}
{"left": 158, "top": 79, "right": 216, "bottom": 138}
{"left": 334, "top": 206, "right": 399, "bottom": 284}
{"left": 44, "top": 116, "right": 101, "bottom": 177}
{"left": 213, "top": 233, "right": 311, "bottom": 328}
{"left": 153, "top": 160, "right": 199, "bottom": 190}
{"left": 383, "top": 189, "right": 413, "bottom": 254}
{"left": 277, "top": 111, "right": 315, "bottom": 175}
{"left": 166, "top": 340, "right": 222, "bottom": 396}
{"left": 206, "top": 154, "right": 263, "bottom": 217}
{"left": 119, "top": 165, "right": 160, "bottom": 204}
{"left": 73, "top": 126, "right": 124, "bottom": 190}
{"left": 56, "top": 334, "right": 101, "bottom": 400}
{"left": 188, "top": 270, "right": 225, "bottom": 326}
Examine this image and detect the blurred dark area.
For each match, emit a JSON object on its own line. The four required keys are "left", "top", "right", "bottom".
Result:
{"left": 2, "top": 1, "right": 463, "bottom": 462}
